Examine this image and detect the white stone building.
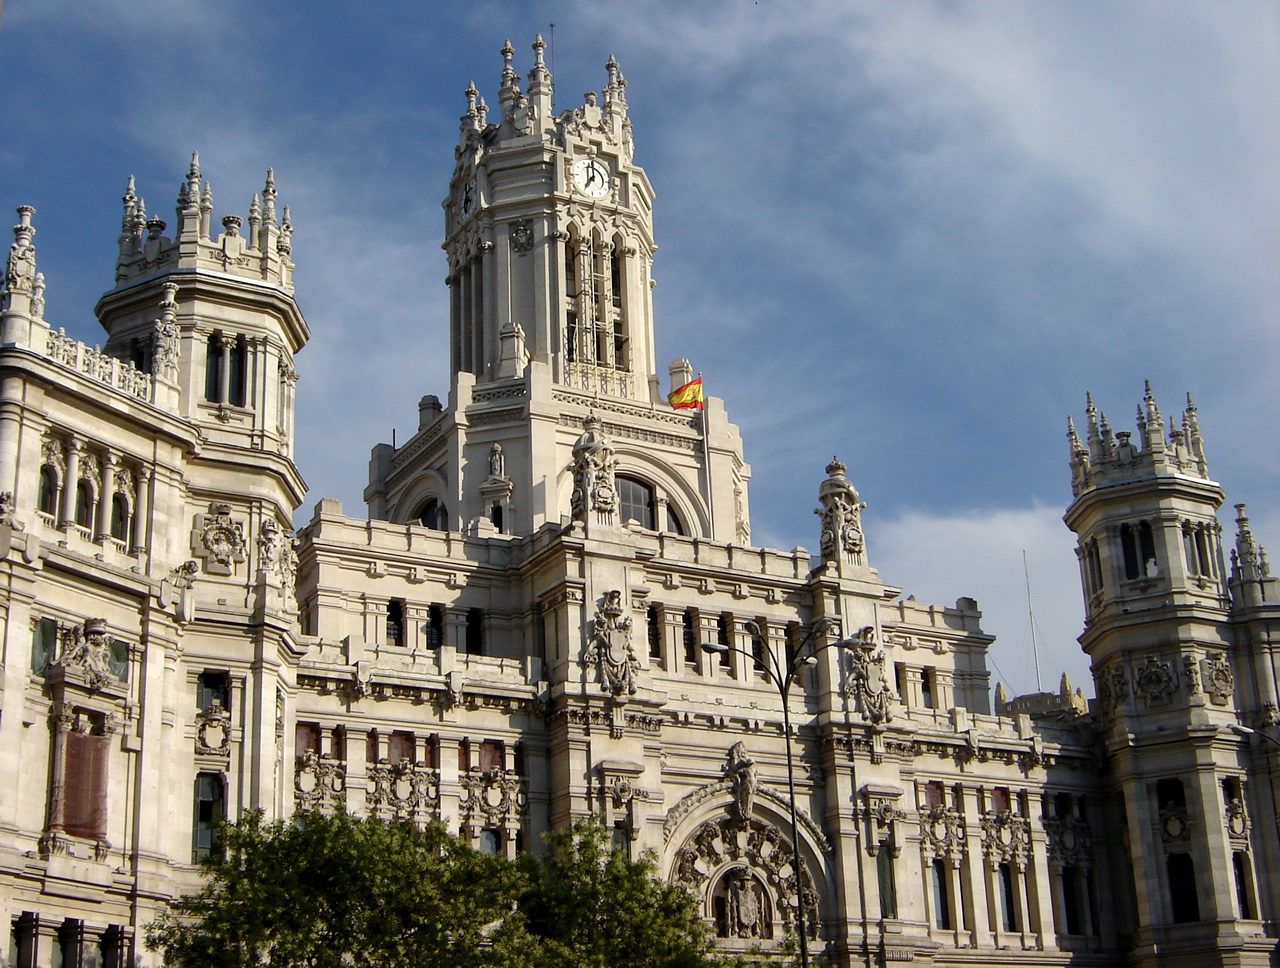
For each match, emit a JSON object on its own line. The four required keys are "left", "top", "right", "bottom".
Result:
{"left": 0, "top": 37, "right": 1276, "bottom": 968}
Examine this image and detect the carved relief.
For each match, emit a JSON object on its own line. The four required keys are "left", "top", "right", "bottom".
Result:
{"left": 1225, "top": 797, "right": 1250, "bottom": 842}
{"left": 367, "top": 761, "right": 440, "bottom": 823}
{"left": 862, "top": 794, "right": 906, "bottom": 857}
{"left": 724, "top": 742, "right": 758, "bottom": 826}
{"left": 509, "top": 218, "right": 534, "bottom": 254}
{"left": 569, "top": 413, "right": 618, "bottom": 522}
{"left": 721, "top": 867, "right": 772, "bottom": 939}
{"left": 1096, "top": 658, "right": 1130, "bottom": 719}
{"left": 54, "top": 618, "right": 121, "bottom": 693}
{"left": 1133, "top": 653, "right": 1178, "bottom": 707}
{"left": 294, "top": 750, "right": 344, "bottom": 811}
{"left": 815, "top": 457, "right": 866, "bottom": 564}
{"left": 195, "top": 701, "right": 231, "bottom": 756}
{"left": 459, "top": 767, "right": 527, "bottom": 830}
{"left": 979, "top": 811, "right": 1031, "bottom": 870}
{"left": 152, "top": 282, "right": 180, "bottom": 382}
{"left": 671, "top": 816, "right": 818, "bottom": 940}
{"left": 918, "top": 805, "right": 967, "bottom": 864}
{"left": 191, "top": 503, "right": 246, "bottom": 576}
{"left": 1043, "top": 815, "right": 1093, "bottom": 868}
{"left": 5, "top": 206, "right": 37, "bottom": 296}
{"left": 584, "top": 589, "right": 639, "bottom": 698}
{"left": 1200, "top": 653, "right": 1234, "bottom": 706}
{"left": 840, "top": 626, "right": 894, "bottom": 725}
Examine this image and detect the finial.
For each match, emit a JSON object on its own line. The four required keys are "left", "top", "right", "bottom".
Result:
{"left": 826, "top": 456, "right": 847, "bottom": 478}
{"left": 501, "top": 38, "right": 517, "bottom": 90}
{"left": 184, "top": 151, "right": 201, "bottom": 209}
{"left": 533, "top": 34, "right": 546, "bottom": 62}
{"left": 201, "top": 181, "right": 212, "bottom": 208}
{"left": 278, "top": 206, "right": 292, "bottom": 258}
{"left": 465, "top": 80, "right": 478, "bottom": 116}
{"left": 262, "top": 168, "right": 277, "bottom": 223}
{"left": 476, "top": 96, "right": 488, "bottom": 126}
{"left": 1185, "top": 391, "right": 1195, "bottom": 412}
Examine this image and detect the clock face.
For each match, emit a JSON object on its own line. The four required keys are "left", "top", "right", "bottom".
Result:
{"left": 573, "top": 158, "right": 611, "bottom": 198}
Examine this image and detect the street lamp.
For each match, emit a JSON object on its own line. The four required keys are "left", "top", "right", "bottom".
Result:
{"left": 701, "top": 616, "right": 855, "bottom": 968}
{"left": 1230, "top": 724, "right": 1280, "bottom": 748}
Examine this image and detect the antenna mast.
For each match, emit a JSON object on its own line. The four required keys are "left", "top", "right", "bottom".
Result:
{"left": 1023, "top": 550, "right": 1043, "bottom": 692}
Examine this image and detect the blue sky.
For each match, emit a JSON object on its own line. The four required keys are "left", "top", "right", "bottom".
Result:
{"left": 3, "top": 1, "right": 1276, "bottom": 700}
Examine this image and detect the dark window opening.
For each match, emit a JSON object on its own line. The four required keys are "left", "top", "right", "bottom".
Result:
{"left": 566, "top": 311, "right": 578, "bottom": 363}
{"left": 932, "top": 859, "right": 952, "bottom": 929}
{"left": 37, "top": 465, "right": 58, "bottom": 515}
{"left": 479, "top": 739, "right": 504, "bottom": 772}
{"left": 197, "top": 671, "right": 229, "bottom": 711}
{"left": 617, "top": 476, "right": 655, "bottom": 530}
{"left": 366, "top": 729, "right": 379, "bottom": 763}
{"left": 193, "top": 772, "right": 225, "bottom": 862}
{"left": 925, "top": 781, "right": 945, "bottom": 809}
{"left": 665, "top": 504, "right": 685, "bottom": 535}
{"left": 478, "top": 829, "right": 500, "bottom": 856}
{"left": 74, "top": 481, "right": 93, "bottom": 529}
{"left": 990, "top": 787, "right": 1010, "bottom": 814}
{"left": 109, "top": 493, "right": 128, "bottom": 540}
{"left": 426, "top": 605, "right": 445, "bottom": 648}
{"left": 1054, "top": 792, "right": 1073, "bottom": 819}
{"left": 458, "top": 738, "right": 471, "bottom": 772}
{"left": 751, "top": 622, "right": 766, "bottom": 674}
{"left": 716, "top": 614, "right": 731, "bottom": 669}
{"left": 647, "top": 605, "right": 661, "bottom": 660}
{"left": 1157, "top": 778, "right": 1186, "bottom": 812}
{"left": 1062, "top": 865, "right": 1082, "bottom": 934}
{"left": 921, "top": 668, "right": 936, "bottom": 709}
{"left": 389, "top": 731, "right": 415, "bottom": 765}
{"left": 205, "top": 333, "right": 222, "bottom": 402}
{"left": 999, "top": 862, "right": 1017, "bottom": 932}
{"left": 465, "top": 608, "right": 483, "bottom": 655}
{"left": 228, "top": 338, "right": 246, "bottom": 407}
{"left": 490, "top": 502, "right": 503, "bottom": 532}
{"left": 32, "top": 617, "right": 57, "bottom": 675}
{"left": 1167, "top": 852, "right": 1200, "bottom": 923}
{"left": 386, "top": 599, "right": 405, "bottom": 648}
{"left": 682, "top": 609, "right": 697, "bottom": 667}
{"left": 295, "top": 722, "right": 321, "bottom": 756}
{"left": 415, "top": 497, "right": 447, "bottom": 531}
{"left": 1233, "top": 851, "right": 1255, "bottom": 919}
{"left": 1122, "top": 521, "right": 1157, "bottom": 579}
{"left": 877, "top": 847, "right": 898, "bottom": 919}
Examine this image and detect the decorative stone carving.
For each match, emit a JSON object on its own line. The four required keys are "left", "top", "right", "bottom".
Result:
{"left": 841, "top": 626, "right": 894, "bottom": 725}
{"left": 257, "top": 516, "right": 282, "bottom": 572}
{"left": 459, "top": 767, "right": 527, "bottom": 830}
{"left": 1134, "top": 653, "right": 1178, "bottom": 707}
{"left": 979, "top": 811, "right": 1031, "bottom": 870}
{"left": 1158, "top": 800, "right": 1191, "bottom": 844}
{"left": 569, "top": 413, "right": 617, "bottom": 522}
{"left": 723, "top": 867, "right": 771, "bottom": 939}
{"left": 1200, "top": 653, "right": 1234, "bottom": 706}
{"left": 30, "top": 272, "right": 45, "bottom": 318}
{"left": 195, "top": 701, "right": 232, "bottom": 756}
{"left": 4, "top": 206, "right": 37, "bottom": 298}
{"left": 1043, "top": 814, "right": 1093, "bottom": 868}
{"left": 367, "top": 761, "right": 440, "bottom": 822}
{"left": 671, "top": 816, "right": 818, "bottom": 940}
{"left": 294, "top": 750, "right": 344, "bottom": 811}
{"left": 815, "top": 457, "right": 866, "bottom": 565}
{"left": 1097, "top": 658, "right": 1130, "bottom": 719}
{"left": 168, "top": 560, "right": 199, "bottom": 589}
{"left": 41, "top": 434, "right": 66, "bottom": 477}
{"left": 151, "top": 282, "right": 180, "bottom": 382}
{"left": 585, "top": 589, "right": 638, "bottom": 698}
{"left": 1225, "top": 797, "right": 1250, "bottom": 841}
{"left": 509, "top": 218, "right": 534, "bottom": 254}
{"left": 724, "top": 742, "right": 758, "bottom": 826}
{"left": 1183, "top": 655, "right": 1201, "bottom": 696}
{"left": 918, "top": 805, "right": 967, "bottom": 863}
{"left": 862, "top": 793, "right": 906, "bottom": 857}
{"left": 54, "top": 618, "right": 120, "bottom": 693}
{"left": 191, "top": 502, "right": 246, "bottom": 576}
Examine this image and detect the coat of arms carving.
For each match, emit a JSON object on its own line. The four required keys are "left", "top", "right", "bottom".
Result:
{"left": 584, "top": 589, "right": 639, "bottom": 698}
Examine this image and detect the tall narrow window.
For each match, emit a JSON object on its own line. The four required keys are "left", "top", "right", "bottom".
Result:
{"left": 877, "top": 848, "right": 898, "bottom": 919}
{"left": 751, "top": 621, "right": 766, "bottom": 674}
{"left": 386, "top": 599, "right": 405, "bottom": 648}
{"left": 465, "top": 608, "right": 483, "bottom": 655}
{"left": 617, "top": 476, "right": 655, "bottom": 529}
{"left": 193, "top": 772, "right": 225, "bottom": 861}
{"left": 1062, "top": 866, "right": 1082, "bottom": 934}
{"left": 31, "top": 617, "right": 57, "bottom": 675}
{"left": 74, "top": 481, "right": 94, "bottom": 529}
{"left": 682, "top": 609, "right": 697, "bottom": 667}
{"left": 37, "top": 465, "right": 58, "bottom": 515}
{"left": 426, "top": 605, "right": 445, "bottom": 648}
{"left": 228, "top": 338, "right": 247, "bottom": 406}
{"left": 932, "top": 859, "right": 952, "bottom": 929}
{"left": 1167, "top": 853, "right": 1199, "bottom": 923}
{"left": 109, "top": 493, "right": 129, "bottom": 541}
{"left": 921, "top": 668, "right": 936, "bottom": 709}
{"left": 205, "top": 333, "right": 223, "bottom": 402}
{"left": 1233, "top": 851, "right": 1255, "bottom": 919}
{"left": 716, "top": 614, "right": 731, "bottom": 670}
{"left": 998, "top": 862, "right": 1017, "bottom": 932}
{"left": 647, "top": 605, "right": 661, "bottom": 660}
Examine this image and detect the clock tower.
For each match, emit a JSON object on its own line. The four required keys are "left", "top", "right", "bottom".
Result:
{"left": 366, "top": 38, "right": 750, "bottom": 543}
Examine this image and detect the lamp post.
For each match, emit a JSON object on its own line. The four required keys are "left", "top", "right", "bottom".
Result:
{"left": 702, "top": 616, "right": 855, "bottom": 968}
{"left": 1230, "top": 724, "right": 1280, "bottom": 748}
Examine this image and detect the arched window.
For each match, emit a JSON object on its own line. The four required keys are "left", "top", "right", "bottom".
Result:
{"left": 74, "top": 481, "right": 94, "bottom": 529}
{"left": 616, "top": 476, "right": 654, "bottom": 529}
{"left": 37, "top": 465, "right": 58, "bottom": 515}
{"left": 664, "top": 504, "right": 685, "bottom": 535}
{"left": 109, "top": 493, "right": 129, "bottom": 541}
{"left": 415, "top": 497, "right": 448, "bottom": 531}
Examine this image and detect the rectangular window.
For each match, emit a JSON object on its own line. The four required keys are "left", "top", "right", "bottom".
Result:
{"left": 1233, "top": 851, "right": 1255, "bottom": 919}
{"left": 204, "top": 334, "right": 222, "bottom": 402}
{"left": 366, "top": 729, "right": 380, "bottom": 764}
{"left": 478, "top": 829, "right": 500, "bottom": 856}
{"left": 465, "top": 608, "right": 483, "bottom": 655}
{"left": 425, "top": 605, "right": 445, "bottom": 648}
{"left": 1062, "top": 866, "right": 1082, "bottom": 934}
{"left": 924, "top": 781, "right": 945, "bottom": 809}
{"left": 647, "top": 605, "right": 662, "bottom": 661}
{"left": 998, "top": 862, "right": 1017, "bottom": 932}
{"left": 716, "top": 614, "right": 731, "bottom": 670}
{"left": 386, "top": 598, "right": 405, "bottom": 648}
{"left": 682, "top": 609, "right": 697, "bottom": 667}
{"left": 197, "top": 671, "right": 230, "bottom": 711}
{"left": 877, "top": 847, "right": 897, "bottom": 919}
{"left": 295, "top": 723, "right": 321, "bottom": 756}
{"left": 389, "top": 731, "right": 415, "bottom": 765}
{"left": 193, "top": 772, "right": 225, "bottom": 862}
{"left": 989, "top": 787, "right": 1010, "bottom": 814}
{"left": 459, "top": 738, "right": 471, "bottom": 772}
{"left": 32, "top": 617, "right": 57, "bottom": 675}
{"left": 921, "top": 668, "right": 936, "bottom": 709}
{"left": 932, "top": 859, "right": 952, "bottom": 929}
{"left": 895, "top": 662, "right": 908, "bottom": 706}
{"left": 63, "top": 723, "right": 109, "bottom": 840}
{"left": 1167, "top": 853, "right": 1199, "bottom": 923}
{"left": 479, "top": 739, "right": 504, "bottom": 772}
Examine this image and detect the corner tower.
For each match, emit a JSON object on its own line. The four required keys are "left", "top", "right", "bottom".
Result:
{"left": 1064, "top": 384, "right": 1276, "bottom": 966}
{"left": 367, "top": 40, "right": 749, "bottom": 541}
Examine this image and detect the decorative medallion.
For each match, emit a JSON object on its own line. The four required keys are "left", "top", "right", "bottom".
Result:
{"left": 585, "top": 589, "right": 639, "bottom": 698}
{"left": 840, "top": 626, "right": 894, "bottom": 725}
{"left": 509, "top": 218, "right": 534, "bottom": 254}
{"left": 1133, "top": 653, "right": 1178, "bottom": 707}
{"left": 191, "top": 503, "right": 246, "bottom": 576}
{"left": 1200, "top": 653, "right": 1234, "bottom": 706}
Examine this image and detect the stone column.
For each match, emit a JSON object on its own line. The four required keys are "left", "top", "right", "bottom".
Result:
{"left": 218, "top": 333, "right": 233, "bottom": 405}
{"left": 132, "top": 466, "right": 151, "bottom": 555}
{"left": 59, "top": 436, "right": 80, "bottom": 529}
{"left": 45, "top": 704, "right": 74, "bottom": 834}
{"left": 96, "top": 451, "right": 117, "bottom": 542}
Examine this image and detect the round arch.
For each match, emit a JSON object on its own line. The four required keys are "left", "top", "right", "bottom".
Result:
{"left": 392, "top": 470, "right": 452, "bottom": 531}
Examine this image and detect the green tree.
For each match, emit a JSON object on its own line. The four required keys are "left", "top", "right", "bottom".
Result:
{"left": 518, "top": 818, "right": 718, "bottom": 968}
{"left": 145, "top": 810, "right": 535, "bottom": 968}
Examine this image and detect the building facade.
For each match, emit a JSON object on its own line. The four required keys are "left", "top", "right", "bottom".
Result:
{"left": 0, "top": 38, "right": 1277, "bottom": 968}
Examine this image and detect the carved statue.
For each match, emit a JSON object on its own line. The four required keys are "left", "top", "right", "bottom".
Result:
{"left": 815, "top": 457, "right": 866, "bottom": 565}
{"left": 151, "top": 282, "right": 180, "bottom": 382}
{"left": 570, "top": 413, "right": 618, "bottom": 522}
{"left": 55, "top": 618, "right": 118, "bottom": 692}
{"left": 585, "top": 590, "right": 639, "bottom": 697}
{"left": 724, "top": 742, "right": 758, "bottom": 825}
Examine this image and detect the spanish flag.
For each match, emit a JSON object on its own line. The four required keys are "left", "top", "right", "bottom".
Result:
{"left": 668, "top": 375, "right": 704, "bottom": 411}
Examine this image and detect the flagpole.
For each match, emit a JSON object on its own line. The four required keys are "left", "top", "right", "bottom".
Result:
{"left": 698, "top": 372, "right": 716, "bottom": 539}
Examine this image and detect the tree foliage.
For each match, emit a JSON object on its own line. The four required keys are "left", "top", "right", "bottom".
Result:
{"left": 146, "top": 811, "right": 792, "bottom": 968}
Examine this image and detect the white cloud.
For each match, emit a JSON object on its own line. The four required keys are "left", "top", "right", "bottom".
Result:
{"left": 869, "top": 503, "right": 1091, "bottom": 701}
